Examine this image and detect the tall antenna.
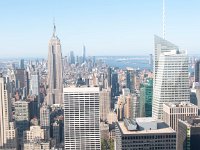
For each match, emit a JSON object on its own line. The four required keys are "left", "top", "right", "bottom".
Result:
{"left": 53, "top": 17, "right": 56, "bottom": 37}
{"left": 163, "top": 0, "right": 166, "bottom": 39}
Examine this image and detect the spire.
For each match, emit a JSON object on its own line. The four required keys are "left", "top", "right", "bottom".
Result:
{"left": 53, "top": 18, "right": 56, "bottom": 37}
{"left": 162, "top": 0, "right": 166, "bottom": 39}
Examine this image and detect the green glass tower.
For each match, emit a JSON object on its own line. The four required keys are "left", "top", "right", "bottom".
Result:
{"left": 139, "top": 78, "right": 153, "bottom": 117}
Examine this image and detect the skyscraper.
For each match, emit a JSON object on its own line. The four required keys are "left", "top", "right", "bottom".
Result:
{"left": 0, "top": 75, "right": 17, "bottom": 149}
{"left": 126, "top": 67, "right": 135, "bottom": 93}
{"left": 139, "top": 78, "right": 153, "bottom": 117}
{"left": 15, "top": 100, "right": 30, "bottom": 144}
{"left": 47, "top": 24, "right": 63, "bottom": 105}
{"left": 100, "top": 88, "right": 111, "bottom": 122}
{"left": 111, "top": 73, "right": 119, "bottom": 98}
{"left": 64, "top": 87, "right": 101, "bottom": 150}
{"left": 195, "top": 60, "right": 200, "bottom": 82}
{"left": 40, "top": 103, "right": 50, "bottom": 140}
{"left": 153, "top": 36, "right": 190, "bottom": 119}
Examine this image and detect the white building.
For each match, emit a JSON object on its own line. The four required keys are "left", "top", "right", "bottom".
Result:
{"left": 153, "top": 36, "right": 190, "bottom": 119}
{"left": 30, "top": 72, "right": 39, "bottom": 95}
{"left": 163, "top": 102, "right": 198, "bottom": 131}
{"left": 63, "top": 87, "right": 101, "bottom": 150}
{"left": 0, "top": 75, "right": 18, "bottom": 149}
{"left": 47, "top": 24, "right": 63, "bottom": 105}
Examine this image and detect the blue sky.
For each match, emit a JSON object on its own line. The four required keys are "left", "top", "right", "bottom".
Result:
{"left": 0, "top": 0, "right": 200, "bottom": 57}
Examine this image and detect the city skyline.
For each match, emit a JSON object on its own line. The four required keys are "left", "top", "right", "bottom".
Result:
{"left": 0, "top": 0, "right": 200, "bottom": 57}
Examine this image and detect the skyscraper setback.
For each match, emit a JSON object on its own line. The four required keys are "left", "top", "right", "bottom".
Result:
{"left": 47, "top": 24, "right": 63, "bottom": 105}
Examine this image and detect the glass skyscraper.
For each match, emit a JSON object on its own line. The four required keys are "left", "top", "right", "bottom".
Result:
{"left": 153, "top": 35, "right": 190, "bottom": 119}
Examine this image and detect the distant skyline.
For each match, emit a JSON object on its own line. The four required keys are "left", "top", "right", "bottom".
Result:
{"left": 0, "top": 0, "right": 200, "bottom": 57}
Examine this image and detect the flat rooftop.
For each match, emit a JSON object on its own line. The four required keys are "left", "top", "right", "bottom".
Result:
{"left": 117, "top": 119, "right": 175, "bottom": 135}
{"left": 63, "top": 86, "right": 99, "bottom": 93}
{"left": 164, "top": 102, "right": 197, "bottom": 108}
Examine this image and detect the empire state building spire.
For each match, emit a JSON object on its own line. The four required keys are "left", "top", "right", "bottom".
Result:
{"left": 53, "top": 18, "right": 56, "bottom": 37}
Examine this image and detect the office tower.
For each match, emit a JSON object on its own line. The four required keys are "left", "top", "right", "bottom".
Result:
{"left": 83, "top": 45, "right": 86, "bottom": 63}
{"left": 115, "top": 118, "right": 176, "bottom": 150}
{"left": 69, "top": 51, "right": 75, "bottom": 64}
{"left": 153, "top": 36, "right": 190, "bottom": 119}
{"left": 111, "top": 73, "right": 119, "bottom": 97}
{"left": 100, "top": 88, "right": 111, "bottom": 122}
{"left": 0, "top": 75, "right": 18, "bottom": 149}
{"left": 29, "top": 98, "right": 39, "bottom": 119}
{"left": 30, "top": 71, "right": 39, "bottom": 95}
{"left": 139, "top": 78, "right": 153, "bottom": 117}
{"left": 20, "top": 59, "right": 25, "bottom": 69}
{"left": 126, "top": 67, "right": 135, "bottom": 93}
{"left": 15, "top": 69, "right": 27, "bottom": 89}
{"left": 15, "top": 100, "right": 30, "bottom": 144}
{"left": 47, "top": 24, "right": 63, "bottom": 105}
{"left": 177, "top": 116, "right": 200, "bottom": 150}
{"left": 64, "top": 87, "right": 101, "bottom": 150}
{"left": 163, "top": 102, "right": 198, "bottom": 131}
{"left": 107, "top": 67, "right": 112, "bottom": 88}
{"left": 131, "top": 94, "right": 140, "bottom": 118}
{"left": 52, "top": 122, "right": 60, "bottom": 145}
{"left": 195, "top": 60, "right": 200, "bottom": 82}
{"left": 40, "top": 103, "right": 50, "bottom": 140}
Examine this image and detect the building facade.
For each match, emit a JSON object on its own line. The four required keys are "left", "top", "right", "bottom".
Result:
{"left": 153, "top": 36, "right": 190, "bottom": 119}
{"left": 64, "top": 87, "right": 101, "bottom": 150}
{"left": 177, "top": 117, "right": 200, "bottom": 150}
{"left": 139, "top": 78, "right": 153, "bottom": 117}
{"left": 0, "top": 75, "right": 18, "bottom": 149}
{"left": 115, "top": 118, "right": 176, "bottom": 150}
{"left": 163, "top": 102, "right": 198, "bottom": 131}
{"left": 47, "top": 24, "right": 63, "bottom": 105}
{"left": 100, "top": 88, "right": 111, "bottom": 122}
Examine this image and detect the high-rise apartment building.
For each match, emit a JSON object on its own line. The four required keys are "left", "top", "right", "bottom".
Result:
{"left": 177, "top": 116, "right": 200, "bottom": 150}
{"left": 153, "top": 36, "right": 190, "bottom": 119}
{"left": 115, "top": 118, "right": 176, "bottom": 150}
{"left": 47, "top": 24, "right": 63, "bottom": 105}
{"left": 163, "top": 102, "right": 198, "bottom": 131}
{"left": 100, "top": 88, "right": 111, "bottom": 122}
{"left": 0, "top": 75, "right": 18, "bottom": 149}
{"left": 64, "top": 87, "right": 101, "bottom": 150}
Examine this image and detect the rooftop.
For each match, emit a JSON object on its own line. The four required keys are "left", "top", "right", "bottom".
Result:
{"left": 164, "top": 102, "right": 197, "bottom": 108}
{"left": 117, "top": 118, "right": 175, "bottom": 135}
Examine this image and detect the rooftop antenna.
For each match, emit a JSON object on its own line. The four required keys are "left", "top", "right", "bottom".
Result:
{"left": 53, "top": 17, "right": 56, "bottom": 37}
{"left": 163, "top": 0, "right": 166, "bottom": 39}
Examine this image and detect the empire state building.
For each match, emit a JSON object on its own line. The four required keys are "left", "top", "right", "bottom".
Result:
{"left": 47, "top": 24, "right": 63, "bottom": 105}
